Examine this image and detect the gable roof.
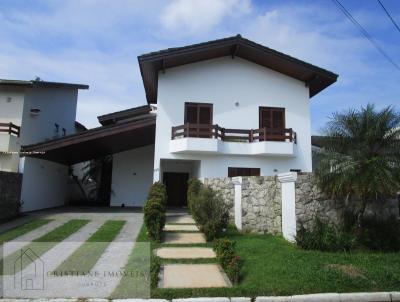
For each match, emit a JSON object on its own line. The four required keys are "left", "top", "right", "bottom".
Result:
{"left": 97, "top": 104, "right": 152, "bottom": 126}
{"left": 0, "top": 79, "right": 89, "bottom": 90}
{"left": 138, "top": 35, "right": 338, "bottom": 104}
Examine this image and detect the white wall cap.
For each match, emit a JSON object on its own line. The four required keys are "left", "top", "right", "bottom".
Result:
{"left": 232, "top": 176, "right": 242, "bottom": 185}
{"left": 277, "top": 172, "right": 297, "bottom": 183}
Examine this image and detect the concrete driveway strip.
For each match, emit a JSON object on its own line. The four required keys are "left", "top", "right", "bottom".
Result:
{"left": 1, "top": 219, "right": 69, "bottom": 258}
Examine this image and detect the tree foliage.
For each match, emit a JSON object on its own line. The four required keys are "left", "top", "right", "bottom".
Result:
{"left": 315, "top": 104, "right": 400, "bottom": 220}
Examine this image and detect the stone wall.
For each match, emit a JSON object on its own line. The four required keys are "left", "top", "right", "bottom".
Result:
{"left": 295, "top": 173, "right": 399, "bottom": 230}
{"left": 204, "top": 172, "right": 399, "bottom": 234}
{"left": 0, "top": 171, "right": 22, "bottom": 222}
{"left": 204, "top": 176, "right": 282, "bottom": 234}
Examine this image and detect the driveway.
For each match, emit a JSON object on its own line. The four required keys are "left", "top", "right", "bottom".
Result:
{"left": 0, "top": 207, "right": 145, "bottom": 299}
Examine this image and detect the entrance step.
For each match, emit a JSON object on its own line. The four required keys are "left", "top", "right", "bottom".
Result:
{"left": 163, "top": 232, "right": 206, "bottom": 244}
{"left": 159, "top": 264, "right": 231, "bottom": 288}
{"left": 156, "top": 247, "right": 216, "bottom": 259}
{"left": 164, "top": 224, "right": 199, "bottom": 232}
{"left": 166, "top": 214, "right": 195, "bottom": 224}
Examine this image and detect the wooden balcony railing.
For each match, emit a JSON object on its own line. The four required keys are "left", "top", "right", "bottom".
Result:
{"left": 171, "top": 124, "right": 296, "bottom": 143}
{"left": 0, "top": 122, "right": 20, "bottom": 137}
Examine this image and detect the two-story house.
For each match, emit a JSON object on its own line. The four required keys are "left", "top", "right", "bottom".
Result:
{"left": 0, "top": 79, "right": 88, "bottom": 211}
{"left": 21, "top": 35, "right": 338, "bottom": 211}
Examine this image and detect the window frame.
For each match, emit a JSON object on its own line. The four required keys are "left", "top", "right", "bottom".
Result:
{"left": 184, "top": 102, "right": 213, "bottom": 125}
{"left": 259, "top": 106, "right": 286, "bottom": 129}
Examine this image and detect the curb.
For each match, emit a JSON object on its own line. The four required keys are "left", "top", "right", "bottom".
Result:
{"left": 0, "top": 293, "right": 399, "bottom": 302}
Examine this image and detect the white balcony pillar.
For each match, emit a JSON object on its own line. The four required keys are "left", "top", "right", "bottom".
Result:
{"left": 232, "top": 176, "right": 243, "bottom": 231}
{"left": 278, "top": 172, "right": 298, "bottom": 242}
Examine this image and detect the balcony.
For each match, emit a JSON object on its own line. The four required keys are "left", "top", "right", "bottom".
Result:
{"left": 0, "top": 122, "right": 21, "bottom": 153}
{"left": 170, "top": 124, "right": 297, "bottom": 156}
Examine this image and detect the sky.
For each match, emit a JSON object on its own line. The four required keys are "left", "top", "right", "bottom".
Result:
{"left": 0, "top": 0, "right": 399, "bottom": 134}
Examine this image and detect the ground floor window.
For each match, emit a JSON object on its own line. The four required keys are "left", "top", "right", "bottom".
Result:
{"left": 228, "top": 167, "right": 260, "bottom": 177}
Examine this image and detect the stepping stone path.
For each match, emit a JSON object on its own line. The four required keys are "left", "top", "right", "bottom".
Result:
{"left": 157, "top": 212, "right": 231, "bottom": 289}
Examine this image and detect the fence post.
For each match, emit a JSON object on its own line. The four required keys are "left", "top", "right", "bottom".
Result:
{"left": 278, "top": 172, "right": 297, "bottom": 242}
{"left": 8, "top": 122, "right": 12, "bottom": 135}
{"left": 249, "top": 129, "right": 253, "bottom": 142}
{"left": 232, "top": 176, "right": 243, "bottom": 231}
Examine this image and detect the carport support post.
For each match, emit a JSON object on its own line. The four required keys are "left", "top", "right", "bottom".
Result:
{"left": 232, "top": 176, "right": 243, "bottom": 231}
{"left": 278, "top": 172, "right": 297, "bottom": 242}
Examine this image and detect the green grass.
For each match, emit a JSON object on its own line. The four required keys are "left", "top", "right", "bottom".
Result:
{"left": 55, "top": 220, "right": 125, "bottom": 273}
{"left": 0, "top": 219, "right": 52, "bottom": 245}
{"left": 1, "top": 219, "right": 89, "bottom": 275}
{"left": 137, "top": 223, "right": 400, "bottom": 299}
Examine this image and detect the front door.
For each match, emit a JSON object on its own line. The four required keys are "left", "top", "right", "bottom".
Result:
{"left": 163, "top": 172, "right": 189, "bottom": 207}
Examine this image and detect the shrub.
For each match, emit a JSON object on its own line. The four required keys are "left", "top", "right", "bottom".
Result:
{"left": 144, "top": 182, "right": 167, "bottom": 242}
{"left": 225, "top": 255, "right": 242, "bottom": 284}
{"left": 214, "top": 238, "right": 241, "bottom": 284}
{"left": 192, "top": 187, "right": 230, "bottom": 241}
{"left": 187, "top": 178, "right": 202, "bottom": 215}
{"left": 296, "top": 217, "right": 356, "bottom": 252}
{"left": 148, "top": 181, "right": 167, "bottom": 210}
{"left": 214, "top": 237, "right": 236, "bottom": 267}
{"left": 150, "top": 254, "right": 161, "bottom": 288}
{"left": 359, "top": 215, "right": 400, "bottom": 252}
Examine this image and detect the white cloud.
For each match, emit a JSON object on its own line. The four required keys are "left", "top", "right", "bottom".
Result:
{"left": 160, "top": 0, "right": 251, "bottom": 35}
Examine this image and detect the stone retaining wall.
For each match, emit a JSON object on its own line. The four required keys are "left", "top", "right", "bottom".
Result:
{"left": 0, "top": 171, "right": 22, "bottom": 223}
{"left": 204, "top": 172, "right": 399, "bottom": 234}
{"left": 204, "top": 176, "right": 281, "bottom": 234}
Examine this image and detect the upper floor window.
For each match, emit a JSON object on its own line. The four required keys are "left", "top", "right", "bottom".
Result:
{"left": 184, "top": 102, "right": 213, "bottom": 125}
{"left": 259, "top": 107, "right": 286, "bottom": 141}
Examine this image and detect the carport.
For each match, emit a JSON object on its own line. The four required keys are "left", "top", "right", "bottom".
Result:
{"left": 20, "top": 116, "right": 156, "bottom": 210}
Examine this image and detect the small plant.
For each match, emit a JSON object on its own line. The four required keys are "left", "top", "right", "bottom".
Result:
{"left": 214, "top": 237, "right": 241, "bottom": 284}
{"left": 296, "top": 217, "right": 356, "bottom": 252}
{"left": 144, "top": 183, "right": 167, "bottom": 242}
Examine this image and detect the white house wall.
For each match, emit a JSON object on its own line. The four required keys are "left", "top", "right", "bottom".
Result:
{"left": 110, "top": 144, "right": 154, "bottom": 207}
{"left": 20, "top": 87, "right": 78, "bottom": 145}
{"left": 20, "top": 158, "right": 69, "bottom": 212}
{"left": 154, "top": 56, "right": 312, "bottom": 180}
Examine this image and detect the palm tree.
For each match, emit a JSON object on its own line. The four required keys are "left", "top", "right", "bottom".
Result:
{"left": 315, "top": 104, "right": 400, "bottom": 224}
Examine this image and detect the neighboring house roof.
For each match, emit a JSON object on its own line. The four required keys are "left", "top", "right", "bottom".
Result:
{"left": 0, "top": 79, "right": 89, "bottom": 90}
{"left": 74, "top": 121, "right": 87, "bottom": 131}
{"left": 138, "top": 34, "right": 338, "bottom": 104}
{"left": 97, "top": 104, "right": 153, "bottom": 126}
{"left": 21, "top": 115, "right": 155, "bottom": 165}
{"left": 311, "top": 135, "right": 325, "bottom": 148}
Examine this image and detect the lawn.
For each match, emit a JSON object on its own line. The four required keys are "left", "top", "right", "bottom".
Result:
{"left": 56, "top": 220, "right": 126, "bottom": 273}
{"left": 0, "top": 219, "right": 52, "bottom": 245}
{"left": 138, "top": 224, "right": 400, "bottom": 299}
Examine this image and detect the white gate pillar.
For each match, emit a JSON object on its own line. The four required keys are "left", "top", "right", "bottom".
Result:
{"left": 232, "top": 176, "right": 243, "bottom": 231}
{"left": 278, "top": 172, "right": 297, "bottom": 242}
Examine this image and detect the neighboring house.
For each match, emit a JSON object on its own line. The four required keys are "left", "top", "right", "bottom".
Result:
{"left": 0, "top": 79, "right": 88, "bottom": 211}
{"left": 20, "top": 35, "right": 338, "bottom": 211}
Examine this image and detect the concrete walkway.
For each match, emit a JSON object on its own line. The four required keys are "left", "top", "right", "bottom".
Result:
{"left": 158, "top": 212, "right": 231, "bottom": 289}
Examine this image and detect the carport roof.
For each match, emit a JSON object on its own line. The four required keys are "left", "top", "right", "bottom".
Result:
{"left": 21, "top": 115, "right": 155, "bottom": 165}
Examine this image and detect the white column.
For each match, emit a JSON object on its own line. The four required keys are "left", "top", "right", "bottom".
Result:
{"left": 232, "top": 176, "right": 243, "bottom": 231}
{"left": 278, "top": 172, "right": 297, "bottom": 242}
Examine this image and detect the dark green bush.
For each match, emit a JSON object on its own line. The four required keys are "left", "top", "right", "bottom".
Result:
{"left": 150, "top": 254, "right": 161, "bottom": 288}
{"left": 148, "top": 181, "right": 167, "bottom": 210}
{"left": 144, "top": 182, "right": 167, "bottom": 242}
{"left": 359, "top": 215, "right": 400, "bottom": 251}
{"left": 296, "top": 217, "right": 356, "bottom": 252}
{"left": 192, "top": 187, "right": 230, "bottom": 241}
{"left": 214, "top": 238, "right": 241, "bottom": 284}
{"left": 187, "top": 178, "right": 203, "bottom": 215}
{"left": 225, "top": 255, "right": 242, "bottom": 284}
